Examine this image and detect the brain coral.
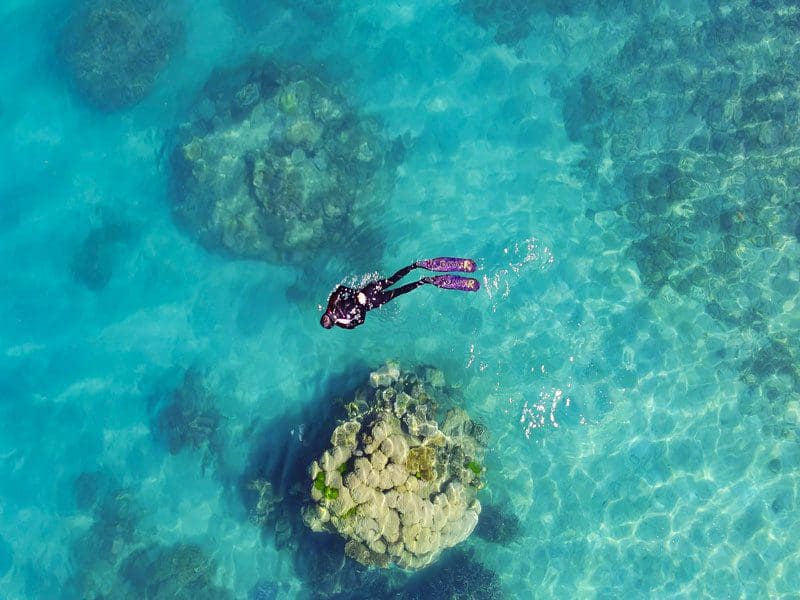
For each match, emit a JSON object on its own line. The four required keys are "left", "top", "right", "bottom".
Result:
{"left": 302, "top": 362, "right": 488, "bottom": 570}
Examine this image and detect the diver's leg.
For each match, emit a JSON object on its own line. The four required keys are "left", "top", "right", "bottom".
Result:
{"left": 362, "top": 264, "right": 419, "bottom": 295}
{"left": 379, "top": 264, "right": 418, "bottom": 288}
{"left": 369, "top": 279, "right": 429, "bottom": 308}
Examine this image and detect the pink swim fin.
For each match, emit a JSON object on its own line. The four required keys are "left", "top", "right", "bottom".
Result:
{"left": 428, "top": 275, "right": 480, "bottom": 291}
{"left": 416, "top": 257, "right": 477, "bottom": 273}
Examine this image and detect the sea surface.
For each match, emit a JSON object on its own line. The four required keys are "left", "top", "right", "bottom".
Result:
{"left": 2, "top": 0, "right": 800, "bottom": 598}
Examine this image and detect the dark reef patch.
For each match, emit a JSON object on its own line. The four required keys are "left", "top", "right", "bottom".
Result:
{"left": 475, "top": 501, "right": 523, "bottom": 545}
{"left": 147, "top": 366, "right": 229, "bottom": 476}
{"left": 118, "top": 543, "right": 230, "bottom": 599}
{"left": 70, "top": 222, "right": 133, "bottom": 290}
{"left": 72, "top": 469, "right": 116, "bottom": 513}
{"left": 59, "top": 0, "right": 184, "bottom": 111}
{"left": 65, "top": 480, "right": 232, "bottom": 599}
{"left": 392, "top": 548, "right": 505, "bottom": 599}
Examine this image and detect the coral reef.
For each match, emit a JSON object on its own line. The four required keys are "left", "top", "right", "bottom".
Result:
{"left": 475, "top": 501, "right": 523, "bottom": 545}
{"left": 457, "top": 0, "right": 537, "bottom": 45}
{"left": 318, "top": 548, "right": 504, "bottom": 599}
{"left": 245, "top": 478, "right": 282, "bottom": 527}
{"left": 65, "top": 479, "right": 231, "bottom": 599}
{"left": 73, "top": 469, "right": 115, "bottom": 512}
{"left": 60, "top": 0, "right": 183, "bottom": 111}
{"left": 66, "top": 486, "right": 144, "bottom": 596}
{"left": 242, "top": 473, "right": 296, "bottom": 550}
{"left": 117, "top": 543, "right": 229, "bottom": 599}
{"left": 247, "top": 579, "right": 289, "bottom": 600}
{"left": 153, "top": 367, "right": 227, "bottom": 475}
{"left": 302, "top": 362, "right": 488, "bottom": 570}
{"left": 457, "top": 0, "right": 607, "bottom": 46}
{"left": 394, "top": 549, "right": 504, "bottom": 599}
{"left": 170, "top": 60, "right": 400, "bottom": 266}
{"left": 558, "top": 0, "right": 800, "bottom": 437}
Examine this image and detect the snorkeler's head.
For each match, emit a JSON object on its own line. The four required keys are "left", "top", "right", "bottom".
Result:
{"left": 320, "top": 313, "right": 333, "bottom": 329}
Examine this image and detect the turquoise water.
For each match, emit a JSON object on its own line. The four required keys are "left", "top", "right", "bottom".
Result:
{"left": 3, "top": 0, "right": 800, "bottom": 597}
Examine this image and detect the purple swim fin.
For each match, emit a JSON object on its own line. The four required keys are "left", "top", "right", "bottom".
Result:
{"left": 428, "top": 275, "right": 480, "bottom": 292}
{"left": 416, "top": 257, "right": 477, "bottom": 273}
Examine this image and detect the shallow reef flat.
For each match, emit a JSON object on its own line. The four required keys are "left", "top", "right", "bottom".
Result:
{"left": 556, "top": 0, "right": 800, "bottom": 443}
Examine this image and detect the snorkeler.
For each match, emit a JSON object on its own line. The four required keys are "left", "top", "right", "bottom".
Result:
{"left": 320, "top": 257, "right": 480, "bottom": 330}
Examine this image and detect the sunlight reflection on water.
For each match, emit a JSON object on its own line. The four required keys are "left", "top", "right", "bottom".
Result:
{"left": 482, "top": 236, "right": 554, "bottom": 310}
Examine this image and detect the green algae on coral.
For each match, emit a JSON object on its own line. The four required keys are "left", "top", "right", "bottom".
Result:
{"left": 466, "top": 460, "right": 483, "bottom": 475}
{"left": 314, "top": 471, "right": 340, "bottom": 501}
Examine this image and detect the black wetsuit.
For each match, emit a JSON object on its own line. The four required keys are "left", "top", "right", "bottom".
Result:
{"left": 322, "top": 264, "right": 429, "bottom": 329}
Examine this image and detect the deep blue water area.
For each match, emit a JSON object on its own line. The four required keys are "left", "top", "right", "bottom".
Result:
{"left": 3, "top": 0, "right": 800, "bottom": 598}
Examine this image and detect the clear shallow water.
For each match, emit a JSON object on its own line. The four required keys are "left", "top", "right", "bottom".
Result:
{"left": 2, "top": 0, "right": 800, "bottom": 598}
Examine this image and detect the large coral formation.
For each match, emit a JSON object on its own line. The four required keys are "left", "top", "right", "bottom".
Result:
{"left": 302, "top": 362, "right": 487, "bottom": 570}
{"left": 170, "top": 60, "right": 399, "bottom": 266}
{"left": 60, "top": 0, "right": 183, "bottom": 111}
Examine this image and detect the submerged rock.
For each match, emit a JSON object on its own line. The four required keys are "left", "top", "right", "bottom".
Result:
{"left": 170, "top": 60, "right": 400, "bottom": 267}
{"left": 60, "top": 0, "right": 183, "bottom": 111}
{"left": 302, "top": 362, "right": 487, "bottom": 570}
